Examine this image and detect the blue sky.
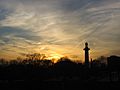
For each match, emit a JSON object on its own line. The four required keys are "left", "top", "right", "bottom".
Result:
{"left": 0, "top": 0, "right": 120, "bottom": 61}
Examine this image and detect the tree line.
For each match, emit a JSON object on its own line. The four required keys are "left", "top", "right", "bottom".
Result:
{"left": 0, "top": 53, "right": 120, "bottom": 82}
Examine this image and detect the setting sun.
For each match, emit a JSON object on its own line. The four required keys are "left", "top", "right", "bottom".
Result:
{"left": 46, "top": 53, "right": 63, "bottom": 63}
{"left": 48, "top": 53, "right": 63, "bottom": 60}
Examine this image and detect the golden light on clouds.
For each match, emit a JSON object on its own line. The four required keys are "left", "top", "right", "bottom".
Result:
{"left": 0, "top": 0, "right": 120, "bottom": 61}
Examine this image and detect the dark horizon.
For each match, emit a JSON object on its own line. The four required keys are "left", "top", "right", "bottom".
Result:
{"left": 0, "top": 53, "right": 120, "bottom": 89}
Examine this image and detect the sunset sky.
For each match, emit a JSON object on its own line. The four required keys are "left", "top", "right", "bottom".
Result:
{"left": 0, "top": 0, "right": 120, "bottom": 61}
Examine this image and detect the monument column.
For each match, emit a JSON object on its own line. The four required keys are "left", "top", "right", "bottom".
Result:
{"left": 83, "top": 42, "right": 90, "bottom": 67}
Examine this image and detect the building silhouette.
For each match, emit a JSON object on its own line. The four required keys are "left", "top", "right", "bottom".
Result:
{"left": 83, "top": 42, "right": 90, "bottom": 67}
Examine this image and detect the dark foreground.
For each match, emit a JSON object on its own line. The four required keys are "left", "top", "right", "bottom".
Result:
{"left": 0, "top": 80, "right": 120, "bottom": 90}
{"left": 0, "top": 56, "right": 120, "bottom": 89}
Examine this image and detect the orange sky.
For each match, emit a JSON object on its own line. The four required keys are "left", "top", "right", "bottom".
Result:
{"left": 0, "top": 0, "right": 120, "bottom": 61}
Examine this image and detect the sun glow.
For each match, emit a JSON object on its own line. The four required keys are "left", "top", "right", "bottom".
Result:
{"left": 48, "top": 53, "right": 63, "bottom": 60}
{"left": 46, "top": 53, "right": 63, "bottom": 63}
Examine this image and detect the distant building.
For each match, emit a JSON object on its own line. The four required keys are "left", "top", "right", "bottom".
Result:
{"left": 107, "top": 55, "right": 120, "bottom": 70}
{"left": 83, "top": 42, "right": 90, "bottom": 67}
{"left": 107, "top": 55, "right": 120, "bottom": 81}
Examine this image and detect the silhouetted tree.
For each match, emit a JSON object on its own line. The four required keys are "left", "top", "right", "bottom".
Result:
{"left": 26, "top": 53, "right": 46, "bottom": 60}
{"left": 0, "top": 58, "right": 8, "bottom": 65}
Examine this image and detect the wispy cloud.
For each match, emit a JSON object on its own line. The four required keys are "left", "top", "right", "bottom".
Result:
{"left": 0, "top": 0, "right": 120, "bottom": 60}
